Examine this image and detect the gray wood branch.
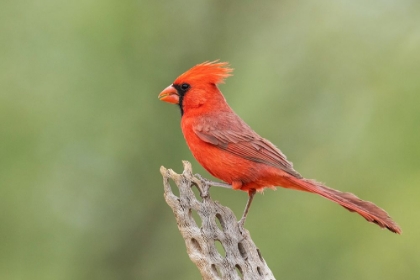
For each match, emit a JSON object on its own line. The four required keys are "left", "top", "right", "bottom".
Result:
{"left": 160, "top": 161, "right": 276, "bottom": 280}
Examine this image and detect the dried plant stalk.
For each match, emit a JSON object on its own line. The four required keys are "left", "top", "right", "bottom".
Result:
{"left": 160, "top": 161, "right": 275, "bottom": 280}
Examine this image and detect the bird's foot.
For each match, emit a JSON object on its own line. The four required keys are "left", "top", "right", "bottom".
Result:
{"left": 237, "top": 217, "right": 247, "bottom": 235}
{"left": 194, "top": 174, "right": 232, "bottom": 189}
{"left": 192, "top": 174, "right": 209, "bottom": 198}
{"left": 194, "top": 173, "right": 207, "bottom": 185}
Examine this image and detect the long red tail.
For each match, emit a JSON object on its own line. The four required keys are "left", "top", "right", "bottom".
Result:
{"left": 286, "top": 177, "right": 401, "bottom": 234}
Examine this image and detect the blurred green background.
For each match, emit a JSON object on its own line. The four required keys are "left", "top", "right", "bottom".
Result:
{"left": 1, "top": 0, "right": 419, "bottom": 279}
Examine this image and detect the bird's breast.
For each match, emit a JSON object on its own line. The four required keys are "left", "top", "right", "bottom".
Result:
{"left": 181, "top": 116, "right": 284, "bottom": 191}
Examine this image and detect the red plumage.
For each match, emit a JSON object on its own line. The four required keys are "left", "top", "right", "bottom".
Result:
{"left": 159, "top": 61, "right": 401, "bottom": 234}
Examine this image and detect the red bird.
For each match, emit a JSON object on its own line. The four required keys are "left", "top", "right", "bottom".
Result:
{"left": 158, "top": 61, "right": 401, "bottom": 234}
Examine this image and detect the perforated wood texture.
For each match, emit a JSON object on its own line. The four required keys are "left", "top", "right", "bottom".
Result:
{"left": 161, "top": 161, "right": 275, "bottom": 280}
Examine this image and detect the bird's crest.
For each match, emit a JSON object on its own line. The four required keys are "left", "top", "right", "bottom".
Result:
{"left": 174, "top": 60, "right": 233, "bottom": 85}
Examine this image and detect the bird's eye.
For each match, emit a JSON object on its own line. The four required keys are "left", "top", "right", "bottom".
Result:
{"left": 181, "top": 83, "right": 190, "bottom": 91}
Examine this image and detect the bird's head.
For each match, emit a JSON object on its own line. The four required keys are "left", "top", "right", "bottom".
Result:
{"left": 158, "top": 61, "right": 233, "bottom": 115}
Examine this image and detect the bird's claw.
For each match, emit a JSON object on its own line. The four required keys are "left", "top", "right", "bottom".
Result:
{"left": 193, "top": 174, "right": 210, "bottom": 198}
{"left": 238, "top": 218, "right": 246, "bottom": 234}
{"left": 194, "top": 173, "right": 207, "bottom": 185}
{"left": 194, "top": 174, "right": 232, "bottom": 189}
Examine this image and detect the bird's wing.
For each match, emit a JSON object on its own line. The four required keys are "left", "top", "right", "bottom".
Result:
{"left": 193, "top": 113, "right": 302, "bottom": 178}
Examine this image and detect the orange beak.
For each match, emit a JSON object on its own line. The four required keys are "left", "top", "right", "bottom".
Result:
{"left": 158, "top": 85, "right": 179, "bottom": 104}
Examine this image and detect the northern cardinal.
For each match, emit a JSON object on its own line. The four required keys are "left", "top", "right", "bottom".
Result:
{"left": 158, "top": 61, "right": 401, "bottom": 234}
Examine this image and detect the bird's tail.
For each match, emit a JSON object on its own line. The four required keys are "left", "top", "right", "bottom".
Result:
{"left": 285, "top": 177, "right": 401, "bottom": 234}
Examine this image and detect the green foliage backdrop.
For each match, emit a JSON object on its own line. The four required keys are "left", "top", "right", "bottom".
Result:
{"left": 1, "top": 1, "right": 419, "bottom": 279}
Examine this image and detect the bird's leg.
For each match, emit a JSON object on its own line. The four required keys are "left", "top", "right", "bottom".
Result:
{"left": 238, "top": 189, "right": 257, "bottom": 228}
{"left": 194, "top": 174, "right": 232, "bottom": 189}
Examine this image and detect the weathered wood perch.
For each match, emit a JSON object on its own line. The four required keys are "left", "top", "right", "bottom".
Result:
{"left": 160, "top": 161, "right": 275, "bottom": 280}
